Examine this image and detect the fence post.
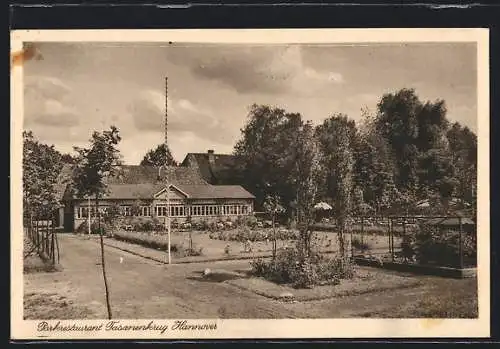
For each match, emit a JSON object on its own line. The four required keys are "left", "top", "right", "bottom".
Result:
{"left": 389, "top": 217, "right": 394, "bottom": 262}
{"left": 35, "top": 220, "right": 39, "bottom": 253}
{"left": 459, "top": 216, "right": 463, "bottom": 269}
{"left": 361, "top": 216, "right": 364, "bottom": 244}
{"left": 387, "top": 217, "right": 391, "bottom": 260}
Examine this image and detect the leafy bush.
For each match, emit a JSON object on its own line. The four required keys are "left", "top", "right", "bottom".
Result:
{"left": 400, "top": 234, "right": 416, "bottom": 263}
{"left": 76, "top": 220, "right": 111, "bottom": 235}
{"left": 351, "top": 237, "right": 371, "bottom": 251}
{"left": 250, "top": 248, "right": 354, "bottom": 289}
{"left": 119, "top": 216, "right": 164, "bottom": 232}
{"left": 113, "top": 231, "right": 179, "bottom": 252}
{"left": 402, "top": 225, "right": 477, "bottom": 267}
{"left": 209, "top": 227, "right": 297, "bottom": 242}
{"left": 243, "top": 215, "right": 259, "bottom": 228}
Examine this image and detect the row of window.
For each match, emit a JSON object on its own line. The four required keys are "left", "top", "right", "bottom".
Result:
{"left": 76, "top": 204, "right": 251, "bottom": 219}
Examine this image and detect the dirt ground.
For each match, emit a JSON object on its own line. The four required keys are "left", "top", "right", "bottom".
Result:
{"left": 23, "top": 234, "right": 478, "bottom": 319}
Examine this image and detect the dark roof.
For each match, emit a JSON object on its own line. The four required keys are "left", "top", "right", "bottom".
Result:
{"left": 181, "top": 153, "right": 242, "bottom": 185}
{"left": 107, "top": 165, "right": 207, "bottom": 186}
{"left": 102, "top": 184, "right": 165, "bottom": 200}
{"left": 175, "top": 184, "right": 255, "bottom": 199}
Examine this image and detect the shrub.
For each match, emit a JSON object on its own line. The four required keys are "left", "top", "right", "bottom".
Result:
{"left": 76, "top": 220, "right": 111, "bottom": 235}
{"left": 209, "top": 227, "right": 297, "bottom": 243}
{"left": 351, "top": 237, "right": 370, "bottom": 251}
{"left": 250, "top": 248, "right": 354, "bottom": 288}
{"left": 113, "top": 231, "right": 179, "bottom": 252}
{"left": 244, "top": 215, "right": 259, "bottom": 228}
{"left": 400, "top": 234, "right": 416, "bottom": 263}
{"left": 405, "top": 225, "right": 477, "bottom": 267}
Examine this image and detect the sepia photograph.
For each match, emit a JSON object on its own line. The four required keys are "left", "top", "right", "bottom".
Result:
{"left": 10, "top": 29, "right": 489, "bottom": 339}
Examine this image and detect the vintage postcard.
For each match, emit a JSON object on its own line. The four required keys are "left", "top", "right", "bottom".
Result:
{"left": 10, "top": 28, "right": 490, "bottom": 340}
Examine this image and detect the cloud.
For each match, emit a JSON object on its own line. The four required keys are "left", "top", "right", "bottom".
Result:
{"left": 169, "top": 45, "right": 344, "bottom": 95}
{"left": 24, "top": 75, "right": 81, "bottom": 127}
{"left": 32, "top": 100, "right": 80, "bottom": 127}
{"left": 127, "top": 89, "right": 227, "bottom": 144}
{"left": 25, "top": 75, "right": 71, "bottom": 100}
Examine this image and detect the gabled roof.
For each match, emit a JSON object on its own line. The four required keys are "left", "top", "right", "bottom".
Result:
{"left": 77, "top": 183, "right": 254, "bottom": 201}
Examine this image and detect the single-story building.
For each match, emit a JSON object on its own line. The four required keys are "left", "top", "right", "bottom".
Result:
{"left": 58, "top": 164, "right": 255, "bottom": 232}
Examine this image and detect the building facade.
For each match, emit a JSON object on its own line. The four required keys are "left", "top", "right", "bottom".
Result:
{"left": 59, "top": 165, "right": 255, "bottom": 232}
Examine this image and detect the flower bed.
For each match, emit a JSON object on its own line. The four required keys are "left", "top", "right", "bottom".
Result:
{"left": 112, "top": 231, "right": 203, "bottom": 257}
{"left": 209, "top": 228, "right": 297, "bottom": 242}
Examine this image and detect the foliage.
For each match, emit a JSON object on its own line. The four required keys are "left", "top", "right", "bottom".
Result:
{"left": 23, "top": 131, "right": 64, "bottom": 222}
{"left": 113, "top": 231, "right": 179, "bottom": 252}
{"left": 316, "top": 114, "right": 354, "bottom": 261}
{"left": 233, "top": 104, "right": 305, "bottom": 211}
{"left": 76, "top": 220, "right": 110, "bottom": 235}
{"left": 400, "top": 224, "right": 477, "bottom": 267}
{"left": 72, "top": 126, "right": 122, "bottom": 201}
{"left": 292, "top": 121, "right": 324, "bottom": 258}
{"left": 208, "top": 228, "right": 297, "bottom": 242}
{"left": 351, "top": 237, "right": 371, "bottom": 252}
{"left": 119, "top": 216, "right": 165, "bottom": 232}
{"left": 140, "top": 143, "right": 177, "bottom": 167}
{"left": 250, "top": 249, "right": 354, "bottom": 289}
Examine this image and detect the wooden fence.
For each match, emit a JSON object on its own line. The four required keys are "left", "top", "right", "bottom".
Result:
{"left": 25, "top": 219, "right": 60, "bottom": 265}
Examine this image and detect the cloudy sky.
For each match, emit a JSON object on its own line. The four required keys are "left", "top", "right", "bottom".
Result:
{"left": 23, "top": 42, "right": 477, "bottom": 165}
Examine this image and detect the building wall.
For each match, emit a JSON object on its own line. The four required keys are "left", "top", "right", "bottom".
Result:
{"left": 72, "top": 198, "right": 254, "bottom": 229}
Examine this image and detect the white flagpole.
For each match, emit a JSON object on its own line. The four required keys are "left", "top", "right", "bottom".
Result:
{"left": 167, "top": 180, "right": 171, "bottom": 264}
{"left": 88, "top": 196, "right": 91, "bottom": 236}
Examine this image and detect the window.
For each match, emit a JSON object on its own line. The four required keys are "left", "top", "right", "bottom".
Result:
{"left": 121, "top": 206, "right": 131, "bottom": 216}
{"left": 156, "top": 206, "right": 167, "bottom": 217}
{"left": 141, "top": 206, "right": 151, "bottom": 217}
{"left": 240, "top": 205, "right": 248, "bottom": 215}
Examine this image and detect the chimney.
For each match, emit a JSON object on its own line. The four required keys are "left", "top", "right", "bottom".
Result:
{"left": 207, "top": 149, "right": 215, "bottom": 165}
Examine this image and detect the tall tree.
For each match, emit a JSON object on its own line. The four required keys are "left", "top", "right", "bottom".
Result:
{"left": 23, "top": 131, "right": 64, "bottom": 225}
{"left": 315, "top": 114, "right": 356, "bottom": 262}
{"left": 293, "top": 121, "right": 323, "bottom": 258}
{"left": 447, "top": 122, "right": 477, "bottom": 208}
{"left": 72, "top": 126, "right": 122, "bottom": 320}
{"left": 140, "top": 144, "right": 177, "bottom": 167}
{"left": 234, "top": 104, "right": 304, "bottom": 212}
{"left": 354, "top": 110, "right": 400, "bottom": 214}
{"left": 375, "top": 88, "right": 421, "bottom": 194}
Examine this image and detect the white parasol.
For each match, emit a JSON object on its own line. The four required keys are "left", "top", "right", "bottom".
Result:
{"left": 314, "top": 202, "right": 333, "bottom": 210}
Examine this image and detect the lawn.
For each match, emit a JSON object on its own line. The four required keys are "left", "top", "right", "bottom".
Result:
{"left": 224, "top": 266, "right": 423, "bottom": 301}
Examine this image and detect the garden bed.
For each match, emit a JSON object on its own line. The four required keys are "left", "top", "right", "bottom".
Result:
{"left": 353, "top": 257, "right": 477, "bottom": 278}
{"left": 226, "top": 266, "right": 423, "bottom": 302}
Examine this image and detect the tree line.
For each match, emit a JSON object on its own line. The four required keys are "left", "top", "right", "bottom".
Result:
{"left": 232, "top": 88, "right": 477, "bottom": 218}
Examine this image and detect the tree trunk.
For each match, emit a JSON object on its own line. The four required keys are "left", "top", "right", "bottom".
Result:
{"left": 96, "top": 195, "right": 113, "bottom": 320}
{"left": 338, "top": 217, "right": 346, "bottom": 262}
{"left": 272, "top": 212, "right": 276, "bottom": 260}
